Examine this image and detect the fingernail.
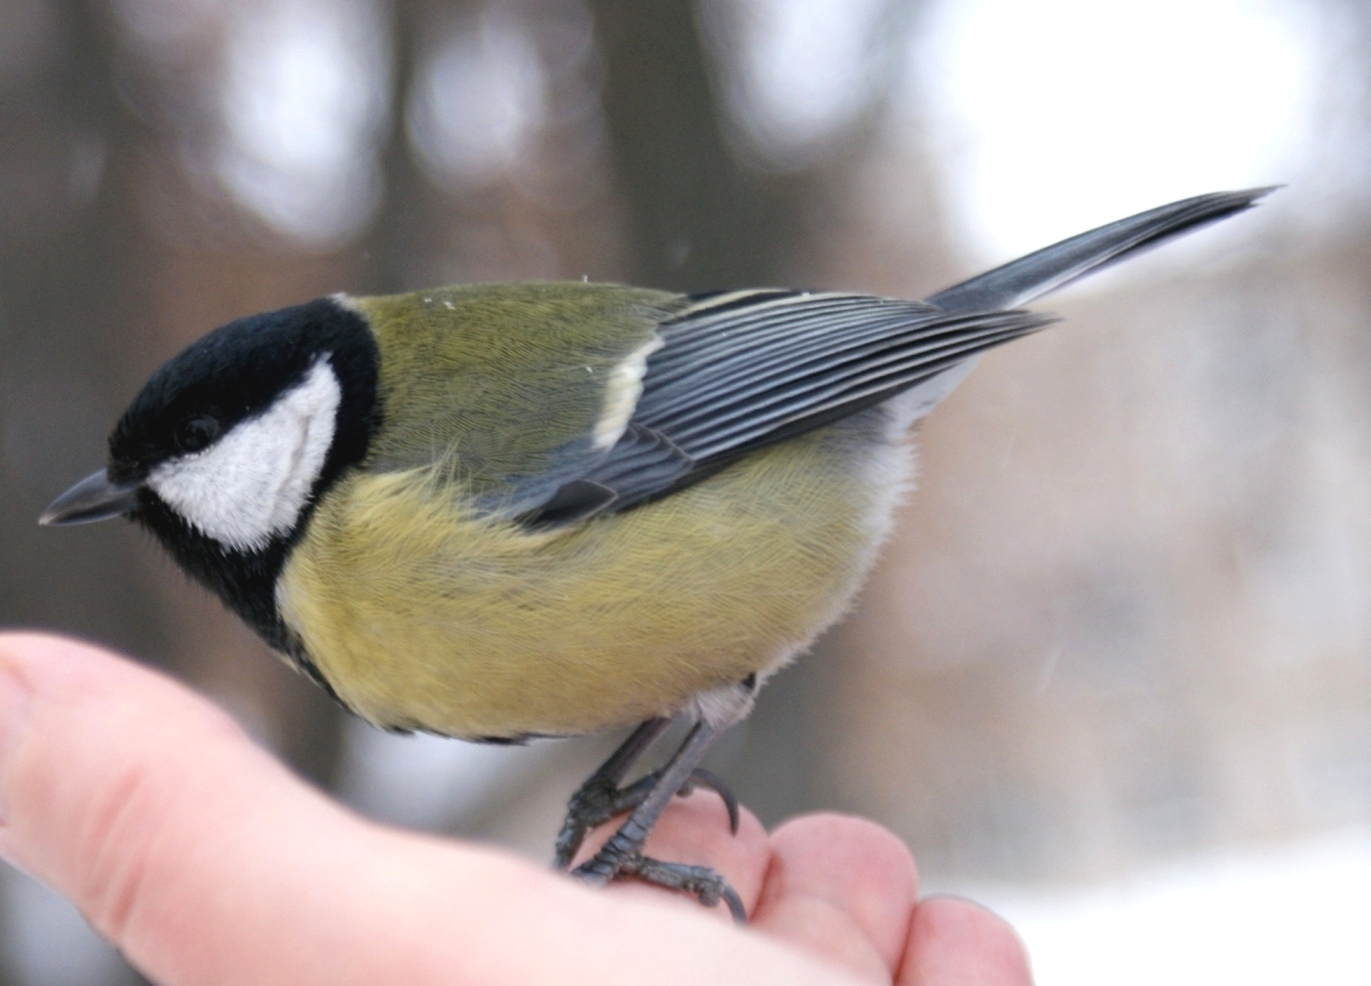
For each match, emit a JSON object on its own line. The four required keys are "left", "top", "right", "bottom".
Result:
{"left": 0, "top": 666, "right": 33, "bottom": 825}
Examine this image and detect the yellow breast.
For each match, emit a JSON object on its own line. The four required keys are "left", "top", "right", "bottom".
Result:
{"left": 276, "top": 420, "right": 909, "bottom": 739}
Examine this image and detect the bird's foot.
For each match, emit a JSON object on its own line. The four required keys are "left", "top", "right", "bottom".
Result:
{"left": 553, "top": 767, "right": 739, "bottom": 870}
{"left": 573, "top": 833, "right": 747, "bottom": 922}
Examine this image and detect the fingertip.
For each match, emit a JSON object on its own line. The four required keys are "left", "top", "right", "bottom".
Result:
{"left": 901, "top": 896, "right": 1033, "bottom": 986}
{"left": 752, "top": 814, "right": 918, "bottom": 980}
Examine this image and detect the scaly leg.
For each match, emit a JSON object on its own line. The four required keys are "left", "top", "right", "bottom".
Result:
{"left": 553, "top": 718, "right": 666, "bottom": 868}
{"left": 571, "top": 720, "right": 745, "bottom": 921}
{"left": 553, "top": 718, "right": 739, "bottom": 870}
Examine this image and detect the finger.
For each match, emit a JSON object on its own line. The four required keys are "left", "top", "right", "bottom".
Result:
{"left": 575, "top": 789, "right": 772, "bottom": 921}
{"left": 0, "top": 634, "right": 858, "bottom": 986}
{"left": 899, "top": 896, "right": 1033, "bottom": 986}
{"left": 751, "top": 814, "right": 918, "bottom": 983}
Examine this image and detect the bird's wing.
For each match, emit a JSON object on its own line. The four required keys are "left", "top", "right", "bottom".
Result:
{"left": 520, "top": 290, "right": 1050, "bottom": 526}
{"left": 523, "top": 187, "right": 1276, "bottom": 526}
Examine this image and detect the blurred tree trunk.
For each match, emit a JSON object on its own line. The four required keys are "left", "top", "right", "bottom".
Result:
{"left": 361, "top": 0, "right": 476, "bottom": 293}
{"left": 586, "top": 0, "right": 809, "bottom": 290}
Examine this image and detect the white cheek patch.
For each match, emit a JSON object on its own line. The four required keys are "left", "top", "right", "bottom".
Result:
{"left": 148, "top": 360, "right": 342, "bottom": 553}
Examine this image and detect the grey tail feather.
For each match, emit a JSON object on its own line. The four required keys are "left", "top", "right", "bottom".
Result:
{"left": 926, "top": 187, "right": 1278, "bottom": 314}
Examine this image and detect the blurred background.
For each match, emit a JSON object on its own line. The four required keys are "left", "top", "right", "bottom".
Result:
{"left": 1, "top": 0, "right": 1368, "bottom": 982}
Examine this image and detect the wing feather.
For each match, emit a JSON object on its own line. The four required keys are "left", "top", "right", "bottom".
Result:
{"left": 514, "top": 189, "right": 1272, "bottom": 525}
{"left": 524, "top": 291, "right": 1049, "bottom": 523}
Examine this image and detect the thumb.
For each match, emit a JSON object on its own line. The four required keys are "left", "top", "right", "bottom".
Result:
{"left": 0, "top": 632, "right": 385, "bottom": 982}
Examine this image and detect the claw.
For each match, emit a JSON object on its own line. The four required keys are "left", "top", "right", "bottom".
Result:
{"left": 631, "top": 856, "right": 747, "bottom": 923}
{"left": 574, "top": 842, "right": 747, "bottom": 923}
{"left": 680, "top": 767, "right": 740, "bottom": 834}
{"left": 555, "top": 767, "right": 739, "bottom": 869}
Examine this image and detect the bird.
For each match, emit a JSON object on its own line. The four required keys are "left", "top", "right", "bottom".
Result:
{"left": 41, "top": 188, "right": 1272, "bottom": 919}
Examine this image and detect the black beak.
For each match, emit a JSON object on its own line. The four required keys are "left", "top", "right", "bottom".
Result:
{"left": 40, "top": 470, "right": 142, "bottom": 526}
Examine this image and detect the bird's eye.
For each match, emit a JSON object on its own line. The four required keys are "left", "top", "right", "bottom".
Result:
{"left": 174, "top": 415, "right": 221, "bottom": 454}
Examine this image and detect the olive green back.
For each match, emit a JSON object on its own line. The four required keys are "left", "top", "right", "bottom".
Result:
{"left": 353, "top": 282, "right": 682, "bottom": 508}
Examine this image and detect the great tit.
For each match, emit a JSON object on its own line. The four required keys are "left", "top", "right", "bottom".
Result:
{"left": 42, "top": 188, "right": 1270, "bottom": 918}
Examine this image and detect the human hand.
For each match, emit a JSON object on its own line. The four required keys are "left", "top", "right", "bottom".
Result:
{"left": 0, "top": 633, "right": 1031, "bottom": 985}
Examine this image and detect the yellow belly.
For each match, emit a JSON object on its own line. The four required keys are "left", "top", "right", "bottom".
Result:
{"left": 276, "top": 423, "right": 907, "bottom": 738}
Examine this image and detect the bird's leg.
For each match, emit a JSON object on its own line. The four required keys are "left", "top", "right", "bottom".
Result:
{"left": 554, "top": 718, "right": 668, "bottom": 868}
{"left": 571, "top": 720, "right": 746, "bottom": 921}
{"left": 553, "top": 718, "right": 740, "bottom": 869}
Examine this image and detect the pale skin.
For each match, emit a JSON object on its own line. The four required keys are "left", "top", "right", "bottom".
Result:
{"left": 0, "top": 634, "right": 1031, "bottom": 985}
